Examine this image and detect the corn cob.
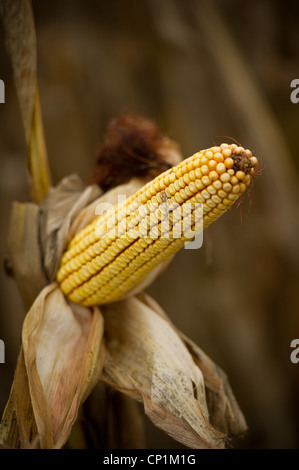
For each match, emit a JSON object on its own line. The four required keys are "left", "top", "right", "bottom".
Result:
{"left": 57, "top": 144, "right": 258, "bottom": 306}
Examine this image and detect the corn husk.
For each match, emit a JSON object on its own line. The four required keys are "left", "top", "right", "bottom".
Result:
{"left": 101, "top": 293, "right": 247, "bottom": 449}
{"left": 1, "top": 173, "right": 247, "bottom": 448}
{"left": 1, "top": 282, "right": 104, "bottom": 449}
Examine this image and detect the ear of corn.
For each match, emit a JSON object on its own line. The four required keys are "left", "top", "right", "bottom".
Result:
{"left": 57, "top": 144, "right": 258, "bottom": 306}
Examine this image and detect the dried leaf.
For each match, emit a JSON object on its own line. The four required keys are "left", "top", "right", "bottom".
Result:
{"left": 0, "top": 385, "right": 20, "bottom": 448}
{"left": 7, "top": 201, "right": 48, "bottom": 310}
{"left": 0, "top": 0, "right": 36, "bottom": 142}
{"left": 0, "top": 283, "right": 105, "bottom": 449}
{"left": 101, "top": 295, "right": 226, "bottom": 449}
{"left": 13, "top": 348, "right": 38, "bottom": 448}
{"left": 39, "top": 174, "right": 102, "bottom": 281}
{"left": 0, "top": 0, "right": 51, "bottom": 202}
{"left": 28, "top": 85, "right": 52, "bottom": 202}
{"left": 137, "top": 293, "right": 248, "bottom": 437}
{"left": 21, "top": 283, "right": 104, "bottom": 448}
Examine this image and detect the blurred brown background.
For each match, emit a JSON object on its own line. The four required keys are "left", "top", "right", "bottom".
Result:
{"left": 1, "top": 0, "right": 299, "bottom": 449}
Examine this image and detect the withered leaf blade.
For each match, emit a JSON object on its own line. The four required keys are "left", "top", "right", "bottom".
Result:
{"left": 0, "top": 0, "right": 51, "bottom": 201}
{"left": 1, "top": 283, "right": 105, "bottom": 449}
{"left": 7, "top": 201, "right": 48, "bottom": 310}
{"left": 0, "top": 0, "right": 36, "bottom": 143}
{"left": 101, "top": 295, "right": 226, "bottom": 449}
{"left": 39, "top": 174, "right": 102, "bottom": 282}
{"left": 137, "top": 292, "right": 247, "bottom": 437}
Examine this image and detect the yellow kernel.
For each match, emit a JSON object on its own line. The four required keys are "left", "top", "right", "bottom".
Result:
{"left": 213, "top": 180, "right": 222, "bottom": 190}
{"left": 220, "top": 144, "right": 229, "bottom": 150}
{"left": 179, "top": 177, "right": 185, "bottom": 189}
{"left": 207, "top": 185, "right": 216, "bottom": 195}
{"left": 201, "top": 156, "right": 208, "bottom": 165}
{"left": 239, "top": 183, "right": 247, "bottom": 193}
{"left": 236, "top": 171, "right": 245, "bottom": 180}
{"left": 168, "top": 185, "right": 176, "bottom": 196}
{"left": 230, "top": 176, "right": 239, "bottom": 185}
{"left": 222, "top": 148, "right": 232, "bottom": 158}
{"left": 201, "top": 190, "right": 210, "bottom": 199}
{"left": 185, "top": 186, "right": 192, "bottom": 198}
{"left": 232, "top": 184, "right": 240, "bottom": 194}
{"left": 164, "top": 187, "right": 171, "bottom": 198}
{"left": 207, "top": 199, "right": 217, "bottom": 208}
{"left": 159, "top": 180, "right": 166, "bottom": 191}
{"left": 154, "top": 181, "right": 160, "bottom": 193}
{"left": 193, "top": 157, "right": 201, "bottom": 168}
{"left": 205, "top": 151, "right": 213, "bottom": 159}
{"left": 195, "top": 168, "right": 202, "bottom": 179}
{"left": 228, "top": 193, "right": 239, "bottom": 201}
{"left": 214, "top": 152, "right": 224, "bottom": 163}
{"left": 195, "top": 179, "right": 204, "bottom": 191}
{"left": 201, "top": 165, "right": 209, "bottom": 175}
{"left": 211, "top": 146, "right": 221, "bottom": 153}
{"left": 220, "top": 172, "right": 230, "bottom": 183}
{"left": 245, "top": 149, "right": 252, "bottom": 157}
{"left": 183, "top": 173, "right": 190, "bottom": 185}
{"left": 174, "top": 180, "right": 180, "bottom": 192}
{"left": 227, "top": 169, "right": 235, "bottom": 176}
{"left": 189, "top": 182, "right": 197, "bottom": 193}
{"left": 251, "top": 156, "right": 258, "bottom": 166}
{"left": 180, "top": 188, "right": 187, "bottom": 199}
{"left": 187, "top": 160, "right": 194, "bottom": 172}
{"left": 224, "top": 157, "right": 234, "bottom": 169}
{"left": 223, "top": 182, "right": 232, "bottom": 192}
{"left": 216, "top": 163, "right": 226, "bottom": 174}
{"left": 164, "top": 174, "right": 170, "bottom": 186}
{"left": 176, "top": 167, "right": 182, "bottom": 179}
{"left": 212, "top": 195, "right": 222, "bottom": 204}
{"left": 209, "top": 171, "right": 219, "bottom": 181}
{"left": 223, "top": 197, "right": 232, "bottom": 206}
{"left": 189, "top": 170, "right": 196, "bottom": 181}
{"left": 195, "top": 193, "right": 205, "bottom": 203}
{"left": 208, "top": 159, "right": 217, "bottom": 169}
{"left": 202, "top": 175, "right": 211, "bottom": 186}
{"left": 169, "top": 172, "right": 176, "bottom": 183}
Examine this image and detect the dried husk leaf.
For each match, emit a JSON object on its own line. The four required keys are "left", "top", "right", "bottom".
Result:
{"left": 137, "top": 293, "right": 248, "bottom": 437}
{"left": 13, "top": 347, "right": 38, "bottom": 448}
{"left": 7, "top": 201, "right": 48, "bottom": 310}
{"left": 39, "top": 174, "right": 102, "bottom": 281}
{"left": 101, "top": 295, "right": 226, "bottom": 449}
{"left": 20, "top": 283, "right": 104, "bottom": 448}
{"left": 0, "top": 379, "right": 23, "bottom": 448}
